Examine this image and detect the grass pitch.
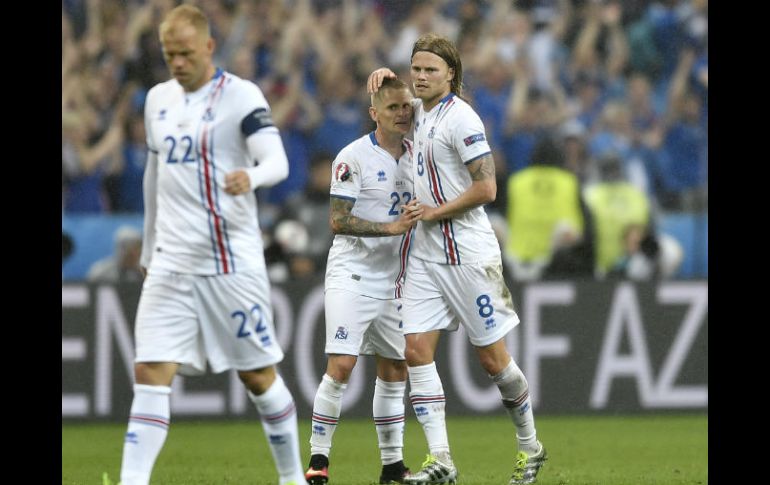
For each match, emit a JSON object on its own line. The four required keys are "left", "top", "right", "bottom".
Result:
{"left": 62, "top": 414, "right": 707, "bottom": 485}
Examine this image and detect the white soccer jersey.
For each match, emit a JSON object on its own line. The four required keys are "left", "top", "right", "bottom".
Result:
{"left": 411, "top": 94, "right": 499, "bottom": 265}
{"left": 143, "top": 69, "right": 275, "bottom": 275}
{"left": 325, "top": 132, "right": 414, "bottom": 299}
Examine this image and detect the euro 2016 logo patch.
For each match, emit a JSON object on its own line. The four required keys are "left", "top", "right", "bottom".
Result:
{"left": 463, "top": 133, "right": 485, "bottom": 146}
{"left": 335, "top": 163, "right": 352, "bottom": 182}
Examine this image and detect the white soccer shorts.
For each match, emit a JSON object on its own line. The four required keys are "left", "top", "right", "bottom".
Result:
{"left": 134, "top": 270, "right": 284, "bottom": 375}
{"left": 324, "top": 288, "right": 406, "bottom": 360}
{"left": 403, "top": 257, "right": 520, "bottom": 347}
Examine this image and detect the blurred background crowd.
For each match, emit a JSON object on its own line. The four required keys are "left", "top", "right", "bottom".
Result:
{"left": 61, "top": 0, "right": 707, "bottom": 283}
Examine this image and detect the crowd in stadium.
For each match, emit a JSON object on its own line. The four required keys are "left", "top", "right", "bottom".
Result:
{"left": 62, "top": 0, "right": 707, "bottom": 281}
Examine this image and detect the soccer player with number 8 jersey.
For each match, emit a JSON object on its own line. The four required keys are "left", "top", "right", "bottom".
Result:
{"left": 367, "top": 33, "right": 548, "bottom": 485}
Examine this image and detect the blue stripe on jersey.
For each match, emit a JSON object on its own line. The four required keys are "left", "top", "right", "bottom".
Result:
{"left": 440, "top": 220, "right": 450, "bottom": 265}
{"left": 427, "top": 145, "right": 459, "bottom": 264}
{"left": 428, "top": 145, "right": 450, "bottom": 203}
{"left": 394, "top": 227, "right": 413, "bottom": 298}
{"left": 463, "top": 150, "right": 492, "bottom": 165}
{"left": 196, "top": 131, "right": 222, "bottom": 274}
{"left": 437, "top": 92, "right": 455, "bottom": 108}
{"left": 369, "top": 131, "right": 378, "bottom": 146}
{"left": 213, "top": 78, "right": 235, "bottom": 272}
{"left": 435, "top": 95, "right": 455, "bottom": 123}
{"left": 240, "top": 107, "right": 275, "bottom": 137}
{"left": 448, "top": 219, "right": 460, "bottom": 264}
{"left": 424, "top": 147, "right": 440, "bottom": 206}
{"left": 208, "top": 119, "right": 237, "bottom": 272}
{"left": 330, "top": 194, "right": 356, "bottom": 202}
{"left": 195, "top": 74, "right": 231, "bottom": 274}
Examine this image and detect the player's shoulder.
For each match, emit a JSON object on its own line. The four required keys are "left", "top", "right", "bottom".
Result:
{"left": 338, "top": 133, "right": 374, "bottom": 161}
{"left": 445, "top": 95, "right": 484, "bottom": 127}
{"left": 146, "top": 79, "right": 177, "bottom": 103}
{"left": 143, "top": 80, "right": 179, "bottom": 117}
{"left": 446, "top": 94, "right": 477, "bottom": 116}
{"left": 221, "top": 71, "right": 264, "bottom": 96}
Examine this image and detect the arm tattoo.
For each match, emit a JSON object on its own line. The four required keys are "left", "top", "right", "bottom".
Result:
{"left": 468, "top": 154, "right": 496, "bottom": 181}
{"left": 330, "top": 197, "right": 393, "bottom": 237}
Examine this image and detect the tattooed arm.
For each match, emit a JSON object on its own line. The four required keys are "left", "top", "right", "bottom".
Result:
{"left": 420, "top": 154, "right": 497, "bottom": 222}
{"left": 330, "top": 196, "right": 423, "bottom": 237}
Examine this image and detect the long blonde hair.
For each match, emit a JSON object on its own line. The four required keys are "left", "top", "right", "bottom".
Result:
{"left": 411, "top": 33, "right": 464, "bottom": 97}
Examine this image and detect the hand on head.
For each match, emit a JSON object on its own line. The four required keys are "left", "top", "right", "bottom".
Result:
{"left": 367, "top": 67, "right": 398, "bottom": 94}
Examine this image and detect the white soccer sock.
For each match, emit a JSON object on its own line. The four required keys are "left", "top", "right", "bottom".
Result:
{"left": 120, "top": 384, "right": 172, "bottom": 485}
{"left": 249, "top": 374, "right": 304, "bottom": 485}
{"left": 373, "top": 377, "right": 407, "bottom": 465}
{"left": 492, "top": 359, "right": 539, "bottom": 454}
{"left": 309, "top": 373, "right": 347, "bottom": 457}
{"left": 408, "top": 362, "right": 450, "bottom": 458}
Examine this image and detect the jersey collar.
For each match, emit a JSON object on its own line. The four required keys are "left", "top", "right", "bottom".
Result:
{"left": 439, "top": 92, "right": 455, "bottom": 104}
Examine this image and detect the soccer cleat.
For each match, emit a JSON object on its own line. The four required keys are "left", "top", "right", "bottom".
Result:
{"left": 379, "top": 459, "right": 412, "bottom": 484}
{"left": 509, "top": 441, "right": 547, "bottom": 484}
{"left": 403, "top": 454, "right": 457, "bottom": 484}
{"left": 305, "top": 454, "right": 330, "bottom": 485}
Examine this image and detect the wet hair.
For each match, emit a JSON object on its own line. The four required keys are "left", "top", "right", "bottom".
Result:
{"left": 160, "top": 4, "right": 210, "bottom": 39}
{"left": 371, "top": 77, "right": 410, "bottom": 106}
{"left": 411, "top": 33, "right": 464, "bottom": 97}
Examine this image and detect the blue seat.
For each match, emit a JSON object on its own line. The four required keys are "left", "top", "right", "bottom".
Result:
{"left": 657, "top": 212, "right": 708, "bottom": 278}
{"left": 62, "top": 214, "right": 144, "bottom": 280}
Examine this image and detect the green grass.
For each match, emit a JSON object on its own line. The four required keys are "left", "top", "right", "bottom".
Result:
{"left": 63, "top": 414, "right": 707, "bottom": 485}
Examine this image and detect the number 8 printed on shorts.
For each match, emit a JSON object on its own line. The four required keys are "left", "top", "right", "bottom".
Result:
{"left": 476, "top": 294, "right": 494, "bottom": 318}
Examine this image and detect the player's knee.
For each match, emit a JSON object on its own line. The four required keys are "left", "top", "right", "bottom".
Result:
{"left": 134, "top": 362, "right": 177, "bottom": 386}
{"left": 391, "top": 359, "right": 408, "bottom": 380}
{"left": 477, "top": 351, "right": 510, "bottom": 376}
{"left": 404, "top": 346, "right": 431, "bottom": 366}
{"left": 326, "top": 356, "right": 356, "bottom": 382}
{"left": 238, "top": 367, "right": 277, "bottom": 395}
{"left": 378, "top": 358, "right": 408, "bottom": 381}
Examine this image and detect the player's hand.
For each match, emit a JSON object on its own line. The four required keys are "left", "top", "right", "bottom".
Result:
{"left": 393, "top": 197, "right": 423, "bottom": 233}
{"left": 401, "top": 197, "right": 423, "bottom": 218}
{"left": 420, "top": 205, "right": 440, "bottom": 222}
{"left": 367, "top": 67, "right": 398, "bottom": 94}
{"left": 224, "top": 170, "right": 251, "bottom": 195}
